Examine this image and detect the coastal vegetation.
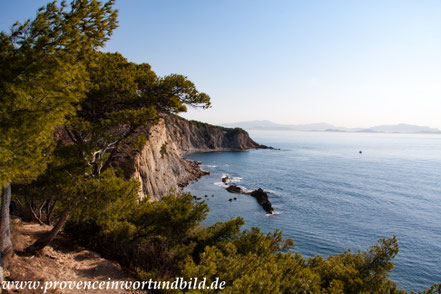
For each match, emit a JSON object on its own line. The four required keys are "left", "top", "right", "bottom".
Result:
{"left": 1, "top": 1, "right": 440, "bottom": 293}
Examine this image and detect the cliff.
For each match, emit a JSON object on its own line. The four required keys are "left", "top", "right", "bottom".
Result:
{"left": 132, "top": 114, "right": 266, "bottom": 200}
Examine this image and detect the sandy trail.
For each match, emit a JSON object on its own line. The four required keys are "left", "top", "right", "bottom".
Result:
{"left": 6, "top": 219, "right": 143, "bottom": 294}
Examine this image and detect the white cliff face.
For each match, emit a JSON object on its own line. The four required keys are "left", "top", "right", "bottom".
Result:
{"left": 132, "top": 115, "right": 264, "bottom": 200}
{"left": 132, "top": 118, "right": 205, "bottom": 200}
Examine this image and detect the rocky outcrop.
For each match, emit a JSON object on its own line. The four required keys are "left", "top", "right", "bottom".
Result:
{"left": 132, "top": 114, "right": 267, "bottom": 200}
{"left": 250, "top": 188, "right": 274, "bottom": 214}
{"left": 54, "top": 114, "right": 267, "bottom": 200}
{"left": 226, "top": 185, "right": 242, "bottom": 194}
{"left": 163, "top": 115, "right": 267, "bottom": 153}
{"left": 224, "top": 185, "right": 274, "bottom": 214}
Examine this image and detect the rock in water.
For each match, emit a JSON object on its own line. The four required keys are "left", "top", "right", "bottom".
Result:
{"left": 225, "top": 185, "right": 274, "bottom": 214}
{"left": 226, "top": 185, "right": 242, "bottom": 193}
{"left": 250, "top": 188, "right": 274, "bottom": 214}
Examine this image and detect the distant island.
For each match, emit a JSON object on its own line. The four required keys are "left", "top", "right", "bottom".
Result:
{"left": 221, "top": 121, "right": 441, "bottom": 134}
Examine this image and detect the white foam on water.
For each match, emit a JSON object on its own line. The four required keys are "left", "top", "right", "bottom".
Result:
{"left": 238, "top": 186, "right": 253, "bottom": 194}
{"left": 266, "top": 210, "right": 281, "bottom": 216}
{"left": 221, "top": 174, "right": 242, "bottom": 184}
{"left": 265, "top": 189, "right": 281, "bottom": 196}
{"left": 230, "top": 177, "right": 242, "bottom": 183}
{"left": 214, "top": 182, "right": 228, "bottom": 188}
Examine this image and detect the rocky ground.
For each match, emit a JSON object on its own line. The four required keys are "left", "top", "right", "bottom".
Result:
{"left": 5, "top": 218, "right": 142, "bottom": 294}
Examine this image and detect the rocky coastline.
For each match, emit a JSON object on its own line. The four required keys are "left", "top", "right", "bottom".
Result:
{"left": 129, "top": 114, "right": 270, "bottom": 199}
{"left": 222, "top": 175, "right": 274, "bottom": 214}
{"left": 56, "top": 114, "right": 271, "bottom": 202}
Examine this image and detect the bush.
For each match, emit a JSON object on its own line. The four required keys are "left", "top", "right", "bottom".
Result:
{"left": 65, "top": 188, "right": 411, "bottom": 293}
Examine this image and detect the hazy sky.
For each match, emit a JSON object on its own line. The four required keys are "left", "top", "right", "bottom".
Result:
{"left": 1, "top": 0, "right": 440, "bottom": 128}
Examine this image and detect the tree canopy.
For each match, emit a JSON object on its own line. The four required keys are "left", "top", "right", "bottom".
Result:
{"left": 64, "top": 51, "right": 211, "bottom": 178}
{"left": 0, "top": 0, "right": 117, "bottom": 186}
{"left": 0, "top": 0, "right": 117, "bottom": 268}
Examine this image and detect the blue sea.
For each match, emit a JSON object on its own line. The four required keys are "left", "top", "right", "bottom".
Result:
{"left": 184, "top": 130, "right": 441, "bottom": 292}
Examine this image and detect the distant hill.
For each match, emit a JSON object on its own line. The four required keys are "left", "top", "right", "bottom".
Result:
{"left": 359, "top": 124, "right": 441, "bottom": 134}
{"left": 222, "top": 121, "right": 340, "bottom": 131}
{"left": 221, "top": 121, "right": 441, "bottom": 134}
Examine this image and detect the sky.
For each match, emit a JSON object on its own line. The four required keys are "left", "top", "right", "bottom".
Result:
{"left": 1, "top": 0, "right": 440, "bottom": 128}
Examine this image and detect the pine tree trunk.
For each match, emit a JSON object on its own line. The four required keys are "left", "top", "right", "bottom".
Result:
{"left": 0, "top": 183, "right": 13, "bottom": 293}
{"left": 46, "top": 200, "right": 57, "bottom": 226}
{"left": 28, "top": 208, "right": 70, "bottom": 253}
{"left": 0, "top": 184, "right": 13, "bottom": 257}
{"left": 0, "top": 259, "right": 4, "bottom": 293}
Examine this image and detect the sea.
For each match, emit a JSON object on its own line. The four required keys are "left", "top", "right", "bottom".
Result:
{"left": 184, "top": 130, "right": 441, "bottom": 292}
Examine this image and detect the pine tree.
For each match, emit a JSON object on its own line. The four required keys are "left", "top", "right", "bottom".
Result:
{"left": 65, "top": 51, "right": 211, "bottom": 179}
{"left": 23, "top": 50, "right": 211, "bottom": 253}
{"left": 0, "top": 0, "right": 117, "bottom": 279}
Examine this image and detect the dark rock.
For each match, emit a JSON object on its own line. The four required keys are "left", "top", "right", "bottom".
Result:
{"left": 226, "top": 185, "right": 242, "bottom": 193}
{"left": 222, "top": 176, "right": 230, "bottom": 183}
{"left": 225, "top": 185, "right": 274, "bottom": 213}
{"left": 250, "top": 188, "right": 274, "bottom": 214}
{"left": 255, "top": 144, "right": 280, "bottom": 150}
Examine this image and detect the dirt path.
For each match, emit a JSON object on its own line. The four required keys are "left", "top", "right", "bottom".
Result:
{"left": 6, "top": 219, "right": 143, "bottom": 293}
